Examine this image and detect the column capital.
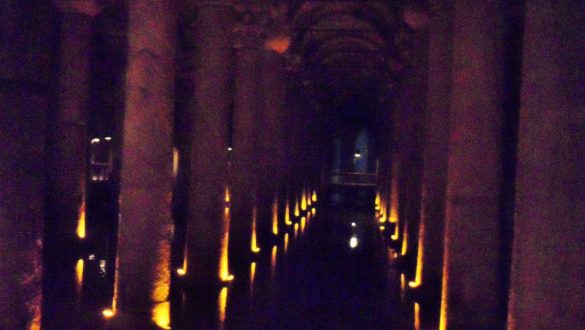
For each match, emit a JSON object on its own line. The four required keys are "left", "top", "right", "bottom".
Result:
{"left": 53, "top": 0, "right": 102, "bottom": 17}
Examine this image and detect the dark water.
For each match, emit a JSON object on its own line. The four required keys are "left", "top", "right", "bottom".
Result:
{"left": 42, "top": 188, "right": 431, "bottom": 329}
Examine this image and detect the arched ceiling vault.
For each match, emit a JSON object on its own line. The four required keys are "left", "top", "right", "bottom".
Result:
{"left": 285, "top": 0, "right": 410, "bottom": 117}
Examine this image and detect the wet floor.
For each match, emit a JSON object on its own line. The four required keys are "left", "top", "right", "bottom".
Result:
{"left": 42, "top": 193, "right": 431, "bottom": 329}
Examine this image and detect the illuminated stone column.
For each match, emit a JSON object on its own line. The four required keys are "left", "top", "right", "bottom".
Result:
{"left": 48, "top": 1, "right": 101, "bottom": 253}
{"left": 507, "top": 2, "right": 585, "bottom": 329}
{"left": 0, "top": 3, "right": 54, "bottom": 329}
{"left": 411, "top": 0, "right": 453, "bottom": 305}
{"left": 43, "top": 3, "right": 101, "bottom": 328}
{"left": 440, "top": 1, "right": 508, "bottom": 328}
{"left": 257, "top": 41, "right": 288, "bottom": 246}
{"left": 393, "top": 25, "right": 428, "bottom": 275}
{"left": 186, "top": 0, "right": 234, "bottom": 287}
{"left": 115, "top": 1, "right": 176, "bottom": 327}
{"left": 229, "top": 11, "right": 264, "bottom": 273}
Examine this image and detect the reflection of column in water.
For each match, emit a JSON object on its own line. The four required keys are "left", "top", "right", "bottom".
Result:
{"left": 270, "top": 246, "right": 278, "bottom": 277}
{"left": 400, "top": 273, "right": 406, "bottom": 302}
{"left": 249, "top": 262, "right": 257, "bottom": 295}
{"left": 294, "top": 223, "right": 299, "bottom": 239}
{"left": 414, "top": 302, "right": 421, "bottom": 330}
{"left": 284, "top": 233, "right": 290, "bottom": 254}
{"left": 218, "top": 287, "right": 228, "bottom": 329}
{"left": 75, "top": 258, "right": 84, "bottom": 293}
{"left": 300, "top": 216, "right": 306, "bottom": 234}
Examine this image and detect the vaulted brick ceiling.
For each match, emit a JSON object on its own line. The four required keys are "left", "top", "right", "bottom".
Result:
{"left": 287, "top": 1, "right": 410, "bottom": 112}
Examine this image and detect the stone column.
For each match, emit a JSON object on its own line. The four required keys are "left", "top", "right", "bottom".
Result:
{"left": 44, "top": 3, "right": 101, "bottom": 328}
{"left": 440, "top": 1, "right": 508, "bottom": 328}
{"left": 186, "top": 0, "right": 234, "bottom": 288}
{"left": 229, "top": 11, "right": 264, "bottom": 274}
{"left": 115, "top": 1, "right": 176, "bottom": 327}
{"left": 257, "top": 41, "right": 288, "bottom": 246}
{"left": 410, "top": 0, "right": 453, "bottom": 309}
{"left": 507, "top": 2, "right": 585, "bottom": 329}
{"left": 0, "top": 2, "right": 55, "bottom": 329}
{"left": 393, "top": 25, "right": 428, "bottom": 276}
{"left": 48, "top": 1, "right": 100, "bottom": 254}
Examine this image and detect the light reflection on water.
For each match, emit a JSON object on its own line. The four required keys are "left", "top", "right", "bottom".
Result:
{"left": 218, "top": 287, "right": 228, "bottom": 329}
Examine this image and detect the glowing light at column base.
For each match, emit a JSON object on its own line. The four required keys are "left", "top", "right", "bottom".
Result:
{"left": 311, "top": 207, "right": 316, "bottom": 215}
{"left": 409, "top": 221, "right": 425, "bottom": 289}
{"left": 151, "top": 239, "right": 171, "bottom": 328}
{"left": 312, "top": 190, "right": 317, "bottom": 202}
{"left": 152, "top": 301, "right": 171, "bottom": 329}
{"left": 77, "top": 201, "right": 86, "bottom": 239}
{"left": 301, "top": 189, "right": 308, "bottom": 211}
{"left": 251, "top": 207, "right": 261, "bottom": 254}
{"left": 102, "top": 309, "right": 115, "bottom": 318}
{"left": 300, "top": 216, "right": 306, "bottom": 232}
{"left": 272, "top": 195, "right": 279, "bottom": 236}
{"left": 219, "top": 206, "right": 233, "bottom": 282}
{"left": 284, "top": 199, "right": 292, "bottom": 226}
{"left": 294, "top": 199, "right": 300, "bottom": 217}
{"left": 391, "top": 224, "right": 400, "bottom": 241}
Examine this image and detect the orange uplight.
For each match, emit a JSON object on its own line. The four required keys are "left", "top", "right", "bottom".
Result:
{"left": 300, "top": 216, "right": 306, "bottom": 233}
{"left": 152, "top": 301, "right": 171, "bottom": 330}
{"left": 284, "top": 233, "right": 289, "bottom": 253}
{"left": 312, "top": 190, "right": 317, "bottom": 202}
{"left": 294, "top": 199, "right": 300, "bottom": 217}
{"left": 151, "top": 239, "right": 171, "bottom": 329}
{"left": 284, "top": 199, "right": 292, "bottom": 226}
{"left": 219, "top": 206, "right": 233, "bottom": 282}
{"left": 301, "top": 190, "right": 308, "bottom": 211}
{"left": 172, "top": 148, "right": 179, "bottom": 178}
{"left": 272, "top": 195, "right": 279, "bottom": 236}
{"left": 77, "top": 201, "right": 86, "bottom": 239}
{"left": 375, "top": 192, "right": 381, "bottom": 210}
{"left": 251, "top": 207, "right": 261, "bottom": 254}
{"left": 439, "top": 229, "right": 450, "bottom": 330}
{"left": 294, "top": 222, "right": 299, "bottom": 238}
{"left": 401, "top": 221, "right": 409, "bottom": 256}
{"left": 391, "top": 224, "right": 400, "bottom": 241}
{"left": 102, "top": 309, "right": 115, "bottom": 319}
{"left": 409, "top": 221, "right": 425, "bottom": 289}
{"left": 264, "top": 35, "right": 291, "bottom": 54}
{"left": 306, "top": 187, "right": 312, "bottom": 207}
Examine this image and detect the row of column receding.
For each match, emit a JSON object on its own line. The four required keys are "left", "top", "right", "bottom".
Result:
{"left": 0, "top": 2, "right": 323, "bottom": 328}
{"left": 375, "top": 2, "right": 584, "bottom": 329}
